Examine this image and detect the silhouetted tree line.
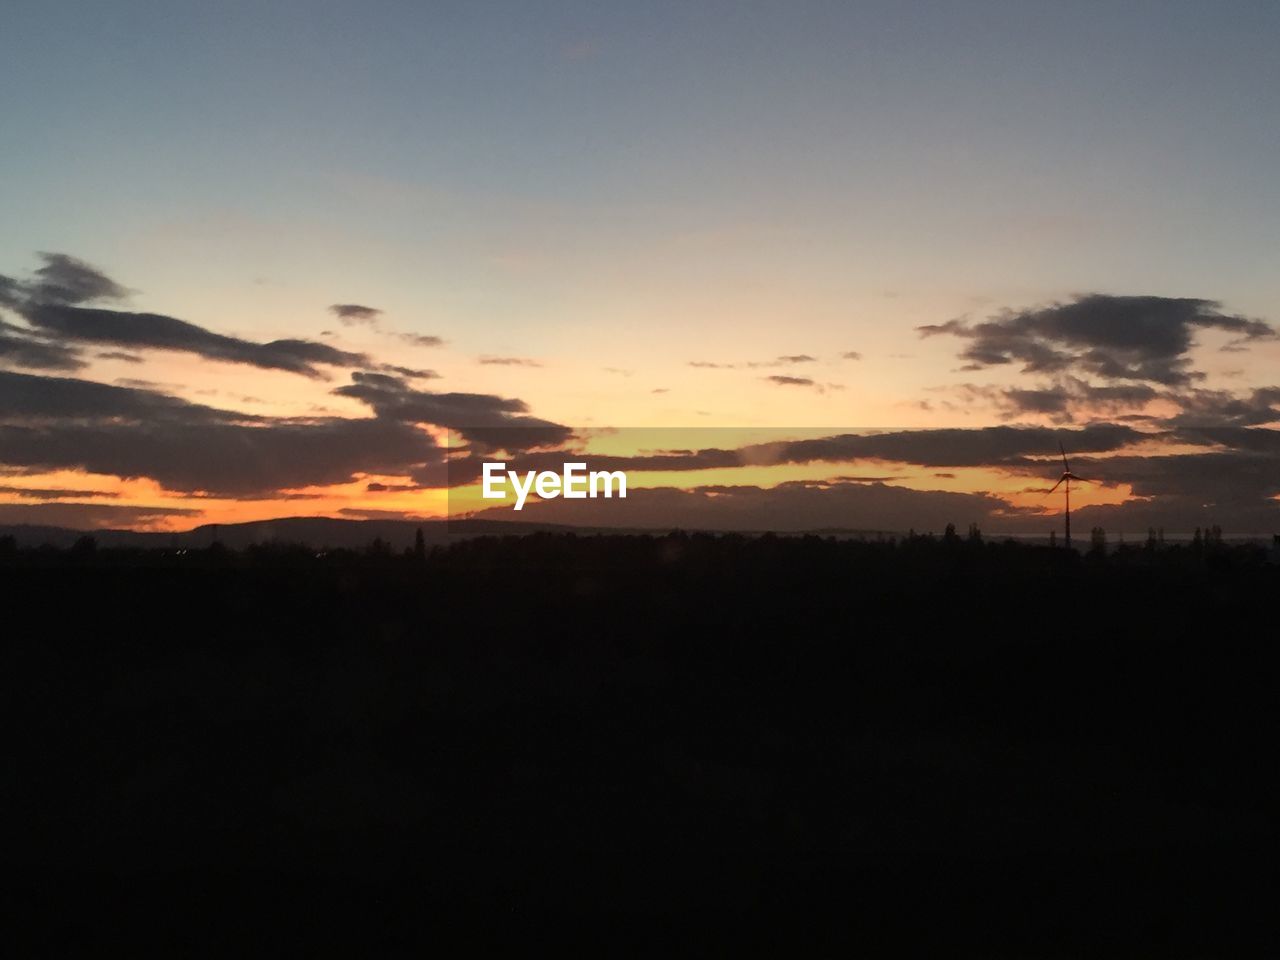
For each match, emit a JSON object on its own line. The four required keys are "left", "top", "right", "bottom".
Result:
{"left": 3, "top": 529, "right": 1278, "bottom": 951}
{"left": 3, "top": 526, "right": 1274, "bottom": 574}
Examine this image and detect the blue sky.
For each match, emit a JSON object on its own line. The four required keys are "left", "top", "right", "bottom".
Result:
{"left": 2, "top": 2, "right": 1279, "bottom": 530}
{"left": 4, "top": 2, "right": 1277, "bottom": 322}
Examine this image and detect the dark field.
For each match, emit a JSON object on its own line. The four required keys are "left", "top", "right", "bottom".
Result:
{"left": 5, "top": 532, "right": 1279, "bottom": 953}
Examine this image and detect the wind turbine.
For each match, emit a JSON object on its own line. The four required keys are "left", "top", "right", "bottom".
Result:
{"left": 1048, "top": 441, "right": 1093, "bottom": 548}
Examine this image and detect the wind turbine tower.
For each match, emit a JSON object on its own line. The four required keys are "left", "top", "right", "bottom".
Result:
{"left": 1048, "top": 441, "right": 1091, "bottom": 548}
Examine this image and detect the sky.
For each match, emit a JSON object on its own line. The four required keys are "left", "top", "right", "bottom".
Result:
{"left": 2, "top": 1, "right": 1278, "bottom": 535}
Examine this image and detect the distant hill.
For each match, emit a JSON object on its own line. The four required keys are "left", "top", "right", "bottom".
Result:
{"left": 0, "top": 516, "right": 586, "bottom": 550}
{"left": 0, "top": 515, "right": 909, "bottom": 550}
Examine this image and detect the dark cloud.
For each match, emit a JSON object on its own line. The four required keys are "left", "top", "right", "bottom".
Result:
{"left": 997, "top": 378, "right": 1161, "bottom": 422}
{"left": 96, "top": 350, "right": 144, "bottom": 363}
{"left": 762, "top": 375, "right": 843, "bottom": 393}
{"left": 114, "top": 378, "right": 184, "bottom": 391}
{"left": 334, "top": 371, "right": 572, "bottom": 452}
{"left": 0, "top": 501, "right": 200, "bottom": 529}
{"left": 0, "top": 416, "right": 437, "bottom": 497}
{"left": 0, "top": 274, "right": 23, "bottom": 309}
{"left": 801, "top": 423, "right": 1132, "bottom": 467}
{"left": 400, "top": 333, "right": 445, "bottom": 348}
{"left": 0, "top": 320, "right": 86, "bottom": 372}
{"left": 919, "top": 295, "right": 1275, "bottom": 385}
{"left": 0, "top": 485, "right": 119, "bottom": 500}
{"left": 334, "top": 372, "right": 526, "bottom": 422}
{"left": 1169, "top": 424, "right": 1280, "bottom": 454}
{"left": 726, "top": 424, "right": 1140, "bottom": 471}
{"left": 1070, "top": 449, "right": 1280, "bottom": 502}
{"left": 1000, "top": 387, "right": 1071, "bottom": 417}
{"left": 20, "top": 304, "right": 368, "bottom": 378}
{"left": 329, "top": 303, "right": 382, "bottom": 325}
{"left": 29, "top": 253, "right": 129, "bottom": 305}
{"left": 777, "top": 423, "right": 1146, "bottom": 468}
{"left": 380, "top": 365, "right": 439, "bottom": 380}
{"left": 467, "top": 437, "right": 1280, "bottom": 535}
{"left": 434, "top": 420, "right": 1279, "bottom": 530}
{"left": 473, "top": 479, "right": 1025, "bottom": 534}
{"left": 365, "top": 482, "right": 423, "bottom": 493}
{"left": 0, "top": 369, "right": 253, "bottom": 424}
{"left": 748, "top": 355, "right": 816, "bottom": 368}
{"left": 0, "top": 369, "right": 441, "bottom": 495}
{"left": 692, "top": 355, "right": 820, "bottom": 370}
{"left": 1158, "top": 387, "right": 1280, "bottom": 428}
{"left": 0, "top": 254, "right": 369, "bottom": 378}
{"left": 439, "top": 424, "right": 1149, "bottom": 490}
{"left": 942, "top": 374, "right": 1276, "bottom": 429}
{"left": 842, "top": 351, "right": 862, "bottom": 360}
{"left": 1062, "top": 447, "right": 1280, "bottom": 533}
{"left": 478, "top": 356, "right": 543, "bottom": 367}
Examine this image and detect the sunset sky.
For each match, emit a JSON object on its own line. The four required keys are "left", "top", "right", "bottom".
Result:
{"left": 2, "top": 1, "right": 1278, "bottom": 534}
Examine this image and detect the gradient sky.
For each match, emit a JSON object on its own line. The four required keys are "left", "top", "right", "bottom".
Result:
{"left": 2, "top": 1, "right": 1279, "bottom": 533}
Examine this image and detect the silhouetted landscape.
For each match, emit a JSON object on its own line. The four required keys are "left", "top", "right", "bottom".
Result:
{"left": 6, "top": 529, "right": 1278, "bottom": 952}
{"left": 7, "top": 1, "right": 1280, "bottom": 952}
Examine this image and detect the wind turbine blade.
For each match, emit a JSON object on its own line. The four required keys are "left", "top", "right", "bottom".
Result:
{"left": 1048, "top": 477, "right": 1065, "bottom": 494}
{"left": 1059, "top": 441, "right": 1070, "bottom": 473}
